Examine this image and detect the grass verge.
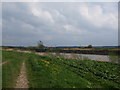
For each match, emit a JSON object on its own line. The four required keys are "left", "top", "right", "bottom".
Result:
{"left": 2, "top": 51, "right": 27, "bottom": 88}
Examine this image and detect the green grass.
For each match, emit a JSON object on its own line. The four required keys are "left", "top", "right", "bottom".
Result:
{"left": 2, "top": 50, "right": 120, "bottom": 88}
{"left": 0, "top": 50, "right": 2, "bottom": 63}
{"left": 0, "top": 50, "right": 2, "bottom": 89}
{"left": 2, "top": 51, "right": 28, "bottom": 88}
{"left": 26, "top": 54, "right": 120, "bottom": 88}
{"left": 26, "top": 54, "right": 91, "bottom": 88}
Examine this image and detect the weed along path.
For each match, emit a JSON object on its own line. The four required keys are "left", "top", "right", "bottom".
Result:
{"left": 0, "top": 61, "right": 8, "bottom": 66}
{"left": 15, "top": 61, "right": 29, "bottom": 88}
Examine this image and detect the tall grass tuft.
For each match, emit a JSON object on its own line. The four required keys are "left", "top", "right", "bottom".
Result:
{"left": 109, "top": 52, "right": 119, "bottom": 63}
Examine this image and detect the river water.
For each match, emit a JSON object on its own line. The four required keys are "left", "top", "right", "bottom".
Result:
{"left": 51, "top": 53, "right": 119, "bottom": 62}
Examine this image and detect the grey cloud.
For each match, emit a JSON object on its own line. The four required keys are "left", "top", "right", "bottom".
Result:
{"left": 2, "top": 2, "right": 118, "bottom": 46}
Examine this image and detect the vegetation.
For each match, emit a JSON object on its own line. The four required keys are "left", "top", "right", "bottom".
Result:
{"left": 108, "top": 52, "right": 120, "bottom": 63}
{"left": 0, "top": 50, "right": 2, "bottom": 89}
{"left": 2, "top": 51, "right": 26, "bottom": 88}
{"left": 87, "top": 45, "right": 93, "bottom": 48}
{"left": 2, "top": 50, "right": 120, "bottom": 88}
{"left": 26, "top": 54, "right": 120, "bottom": 88}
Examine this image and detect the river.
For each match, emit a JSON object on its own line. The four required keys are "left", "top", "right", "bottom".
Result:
{"left": 51, "top": 53, "right": 119, "bottom": 62}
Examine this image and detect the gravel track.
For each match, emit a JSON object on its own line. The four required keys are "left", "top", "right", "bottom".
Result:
{"left": 15, "top": 61, "right": 28, "bottom": 88}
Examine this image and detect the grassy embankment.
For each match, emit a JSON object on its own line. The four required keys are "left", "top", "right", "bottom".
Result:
{"left": 2, "top": 50, "right": 120, "bottom": 88}
{"left": 26, "top": 54, "right": 120, "bottom": 88}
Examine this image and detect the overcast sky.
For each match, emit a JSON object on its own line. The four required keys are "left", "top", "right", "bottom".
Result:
{"left": 2, "top": 2, "right": 118, "bottom": 46}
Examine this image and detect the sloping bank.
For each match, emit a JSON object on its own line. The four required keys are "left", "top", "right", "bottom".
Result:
{"left": 26, "top": 53, "right": 120, "bottom": 88}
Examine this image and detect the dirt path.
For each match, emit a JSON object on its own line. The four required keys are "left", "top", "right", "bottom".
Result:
{"left": 0, "top": 61, "right": 8, "bottom": 66}
{"left": 2, "top": 49, "right": 45, "bottom": 56}
{"left": 15, "top": 61, "right": 28, "bottom": 88}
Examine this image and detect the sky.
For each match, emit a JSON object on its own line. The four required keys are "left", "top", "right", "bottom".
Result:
{"left": 2, "top": 2, "right": 118, "bottom": 46}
